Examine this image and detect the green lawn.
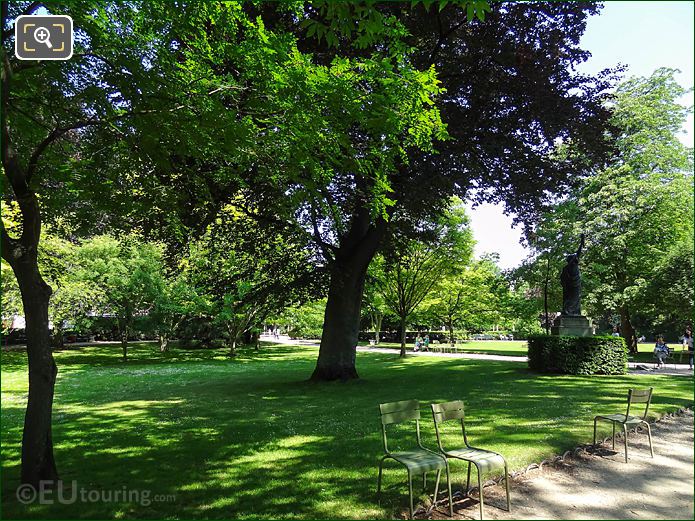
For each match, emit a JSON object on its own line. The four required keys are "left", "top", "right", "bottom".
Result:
{"left": 2, "top": 343, "right": 692, "bottom": 519}
{"left": 359, "top": 340, "right": 529, "bottom": 357}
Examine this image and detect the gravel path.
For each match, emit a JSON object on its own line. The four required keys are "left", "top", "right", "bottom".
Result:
{"left": 427, "top": 409, "right": 694, "bottom": 520}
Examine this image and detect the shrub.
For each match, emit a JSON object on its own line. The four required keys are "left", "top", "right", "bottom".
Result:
{"left": 287, "top": 327, "right": 323, "bottom": 340}
{"left": 527, "top": 335, "right": 628, "bottom": 375}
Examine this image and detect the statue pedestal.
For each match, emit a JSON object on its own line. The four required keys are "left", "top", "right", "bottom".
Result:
{"left": 551, "top": 315, "right": 594, "bottom": 337}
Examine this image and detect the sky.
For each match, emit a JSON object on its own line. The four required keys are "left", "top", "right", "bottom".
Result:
{"left": 467, "top": 1, "right": 695, "bottom": 270}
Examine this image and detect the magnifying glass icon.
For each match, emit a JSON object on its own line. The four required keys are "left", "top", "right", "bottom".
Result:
{"left": 33, "top": 26, "right": 53, "bottom": 48}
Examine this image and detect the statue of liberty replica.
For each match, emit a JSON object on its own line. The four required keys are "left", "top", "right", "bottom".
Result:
{"left": 552, "top": 234, "right": 594, "bottom": 336}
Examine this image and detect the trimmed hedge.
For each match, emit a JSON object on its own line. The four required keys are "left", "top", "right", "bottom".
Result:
{"left": 527, "top": 335, "right": 628, "bottom": 375}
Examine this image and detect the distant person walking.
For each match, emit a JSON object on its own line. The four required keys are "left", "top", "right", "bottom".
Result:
{"left": 611, "top": 326, "right": 620, "bottom": 337}
{"left": 683, "top": 327, "right": 693, "bottom": 370}
{"left": 423, "top": 334, "right": 430, "bottom": 352}
{"left": 414, "top": 334, "right": 423, "bottom": 352}
{"left": 653, "top": 335, "right": 670, "bottom": 369}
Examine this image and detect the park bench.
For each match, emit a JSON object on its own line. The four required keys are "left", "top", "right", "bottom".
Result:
{"left": 431, "top": 400, "right": 510, "bottom": 520}
{"left": 377, "top": 400, "right": 453, "bottom": 519}
{"left": 593, "top": 388, "right": 654, "bottom": 463}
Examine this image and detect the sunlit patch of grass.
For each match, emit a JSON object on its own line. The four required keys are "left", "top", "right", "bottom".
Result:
{"left": 1, "top": 342, "right": 692, "bottom": 519}
{"left": 362, "top": 340, "right": 529, "bottom": 356}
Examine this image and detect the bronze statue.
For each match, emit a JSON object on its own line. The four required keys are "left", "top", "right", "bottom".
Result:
{"left": 561, "top": 234, "right": 585, "bottom": 316}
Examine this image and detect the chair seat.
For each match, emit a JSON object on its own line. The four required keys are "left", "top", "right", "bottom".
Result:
{"left": 595, "top": 413, "right": 644, "bottom": 425}
{"left": 389, "top": 450, "right": 447, "bottom": 473}
{"left": 443, "top": 447, "right": 506, "bottom": 473}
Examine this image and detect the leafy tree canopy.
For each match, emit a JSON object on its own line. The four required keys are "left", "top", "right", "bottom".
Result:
{"left": 523, "top": 68, "right": 694, "bottom": 348}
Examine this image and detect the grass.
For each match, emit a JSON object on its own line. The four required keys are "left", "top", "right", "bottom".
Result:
{"left": 359, "top": 340, "right": 529, "bottom": 357}
{"left": 1, "top": 343, "right": 692, "bottom": 519}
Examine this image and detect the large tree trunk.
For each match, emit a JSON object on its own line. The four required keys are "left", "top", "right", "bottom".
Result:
{"left": 311, "top": 211, "right": 386, "bottom": 381}
{"left": 2, "top": 8, "right": 59, "bottom": 486}
{"left": 312, "top": 260, "right": 366, "bottom": 380}
{"left": 15, "top": 258, "right": 59, "bottom": 487}
{"left": 619, "top": 306, "right": 638, "bottom": 354}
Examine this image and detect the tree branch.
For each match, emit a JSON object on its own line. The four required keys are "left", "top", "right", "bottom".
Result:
{"left": 310, "top": 205, "right": 336, "bottom": 262}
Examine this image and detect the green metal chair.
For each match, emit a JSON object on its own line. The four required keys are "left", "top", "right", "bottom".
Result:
{"left": 431, "top": 400, "right": 510, "bottom": 520}
{"left": 377, "top": 399, "right": 453, "bottom": 519}
{"left": 593, "top": 387, "right": 654, "bottom": 463}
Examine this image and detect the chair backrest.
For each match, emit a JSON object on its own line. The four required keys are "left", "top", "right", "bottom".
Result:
{"left": 379, "top": 399, "right": 421, "bottom": 453}
{"left": 430, "top": 400, "right": 468, "bottom": 451}
{"left": 626, "top": 388, "right": 653, "bottom": 419}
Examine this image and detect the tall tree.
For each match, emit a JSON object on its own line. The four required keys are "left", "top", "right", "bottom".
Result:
{"left": 526, "top": 69, "right": 694, "bottom": 351}
{"left": 0, "top": 0, "right": 205, "bottom": 484}
{"left": 425, "top": 255, "right": 508, "bottom": 344}
{"left": 295, "top": 1, "right": 616, "bottom": 379}
{"left": 1, "top": 0, "right": 343, "bottom": 481}
{"left": 378, "top": 203, "right": 474, "bottom": 356}
{"left": 74, "top": 236, "right": 165, "bottom": 360}
{"left": 149, "top": 275, "right": 204, "bottom": 352}
{"left": 362, "top": 259, "right": 389, "bottom": 345}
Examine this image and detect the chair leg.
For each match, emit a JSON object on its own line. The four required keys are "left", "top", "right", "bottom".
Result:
{"left": 445, "top": 462, "right": 453, "bottom": 517}
{"left": 377, "top": 456, "right": 386, "bottom": 502}
{"left": 408, "top": 471, "right": 414, "bottom": 520}
{"left": 466, "top": 461, "right": 472, "bottom": 492}
{"left": 612, "top": 422, "right": 616, "bottom": 449}
{"left": 623, "top": 424, "right": 629, "bottom": 463}
{"left": 477, "top": 464, "right": 484, "bottom": 520}
{"left": 593, "top": 417, "right": 598, "bottom": 446}
{"left": 433, "top": 469, "right": 442, "bottom": 506}
{"left": 645, "top": 422, "right": 654, "bottom": 458}
{"left": 504, "top": 461, "right": 511, "bottom": 512}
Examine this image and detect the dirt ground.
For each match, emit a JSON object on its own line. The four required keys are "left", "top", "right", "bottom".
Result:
{"left": 424, "top": 409, "right": 694, "bottom": 520}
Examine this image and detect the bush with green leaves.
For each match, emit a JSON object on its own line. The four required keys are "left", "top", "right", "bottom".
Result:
{"left": 527, "top": 335, "right": 628, "bottom": 375}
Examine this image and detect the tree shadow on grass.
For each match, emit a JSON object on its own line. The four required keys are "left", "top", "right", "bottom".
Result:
{"left": 1, "top": 349, "right": 692, "bottom": 519}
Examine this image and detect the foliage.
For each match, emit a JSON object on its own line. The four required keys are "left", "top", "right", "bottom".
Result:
{"left": 303, "top": 0, "right": 490, "bottom": 53}
{"left": 148, "top": 274, "right": 206, "bottom": 351}
{"left": 502, "top": 283, "right": 546, "bottom": 338}
{"left": 375, "top": 202, "right": 474, "bottom": 353}
{"left": 385, "top": 2, "right": 618, "bottom": 228}
{"left": 527, "top": 335, "right": 628, "bottom": 375}
{"left": 38, "top": 235, "right": 97, "bottom": 344}
{"left": 634, "top": 240, "right": 694, "bottom": 336}
{"left": 277, "top": 300, "right": 327, "bottom": 340}
{"left": 183, "top": 208, "right": 324, "bottom": 353}
{"left": 1, "top": 260, "right": 22, "bottom": 333}
{"left": 423, "top": 254, "right": 511, "bottom": 339}
{"left": 523, "top": 69, "right": 694, "bottom": 351}
{"left": 73, "top": 235, "right": 165, "bottom": 358}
